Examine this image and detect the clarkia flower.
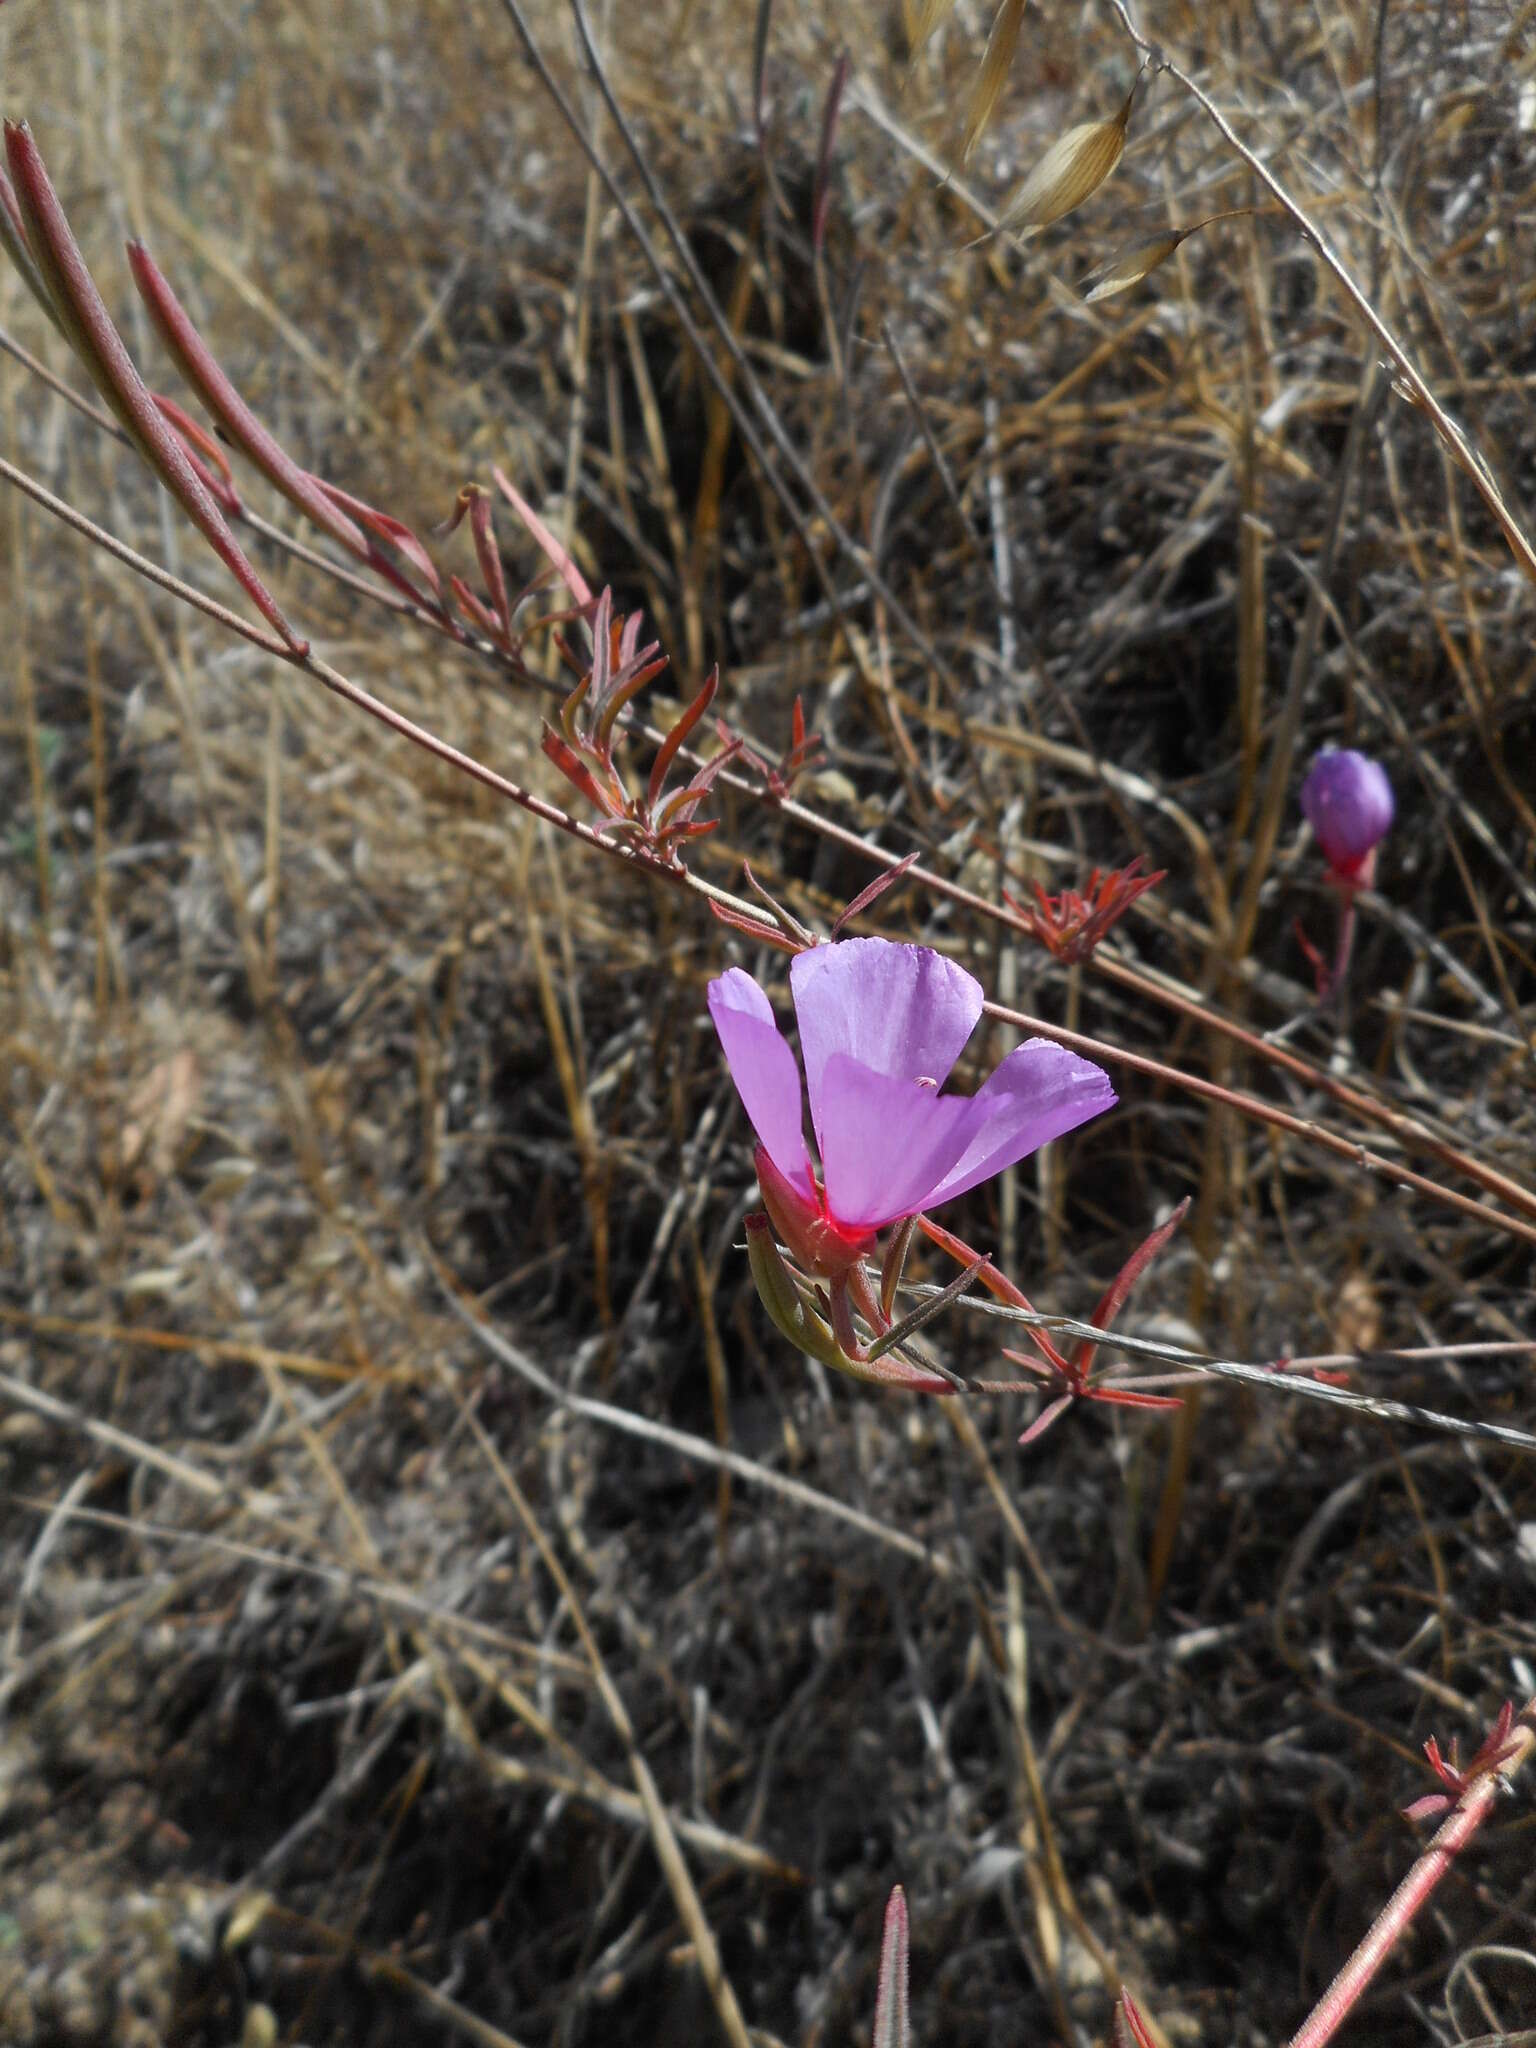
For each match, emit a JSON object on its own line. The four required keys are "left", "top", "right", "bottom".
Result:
{"left": 708, "top": 938, "right": 1116, "bottom": 1276}
{"left": 1300, "top": 749, "right": 1394, "bottom": 882}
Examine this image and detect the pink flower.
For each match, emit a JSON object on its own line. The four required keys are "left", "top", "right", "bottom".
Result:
{"left": 708, "top": 938, "right": 1116, "bottom": 1272}
{"left": 1301, "top": 749, "right": 1394, "bottom": 880}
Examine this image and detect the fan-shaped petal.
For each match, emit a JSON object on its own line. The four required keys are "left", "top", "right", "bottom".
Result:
{"left": 790, "top": 939, "right": 982, "bottom": 1154}
{"left": 707, "top": 969, "right": 813, "bottom": 1196}
{"left": 817, "top": 1055, "right": 978, "bottom": 1231}
{"left": 921, "top": 1040, "right": 1116, "bottom": 1209}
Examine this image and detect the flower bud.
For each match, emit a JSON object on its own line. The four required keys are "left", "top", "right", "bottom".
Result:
{"left": 744, "top": 1214, "right": 843, "bottom": 1370}
{"left": 1301, "top": 749, "right": 1394, "bottom": 880}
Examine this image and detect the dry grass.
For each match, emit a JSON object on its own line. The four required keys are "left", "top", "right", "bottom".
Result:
{"left": 2, "top": 1, "right": 1534, "bottom": 2043}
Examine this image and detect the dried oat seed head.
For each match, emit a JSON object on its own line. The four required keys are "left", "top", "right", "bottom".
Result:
{"left": 1081, "top": 229, "right": 1185, "bottom": 300}
{"left": 906, "top": 0, "right": 959, "bottom": 61}
{"left": 960, "top": 0, "right": 1028, "bottom": 163}
{"left": 997, "top": 80, "right": 1135, "bottom": 235}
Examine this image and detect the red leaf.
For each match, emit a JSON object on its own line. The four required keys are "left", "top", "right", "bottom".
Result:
{"left": 1085, "top": 1387, "right": 1183, "bottom": 1411}
{"left": 1017, "top": 1397, "right": 1071, "bottom": 1446}
{"left": 150, "top": 392, "right": 243, "bottom": 512}
{"left": 647, "top": 665, "right": 719, "bottom": 811}
{"left": 448, "top": 574, "right": 505, "bottom": 642}
{"left": 1115, "top": 1989, "right": 1159, "bottom": 2048}
{"left": 492, "top": 466, "right": 594, "bottom": 610}
{"left": 541, "top": 727, "right": 623, "bottom": 819}
{"left": 1073, "top": 1196, "right": 1190, "bottom": 1377}
{"left": 0, "top": 154, "right": 59, "bottom": 325}
{"left": 1402, "top": 1793, "right": 1452, "bottom": 1823}
{"left": 831, "top": 850, "right": 921, "bottom": 938}
{"left": 465, "top": 487, "right": 513, "bottom": 646}
{"left": 707, "top": 898, "right": 802, "bottom": 954}
{"left": 871, "top": 1886, "right": 910, "bottom": 2048}
{"left": 313, "top": 477, "right": 442, "bottom": 599}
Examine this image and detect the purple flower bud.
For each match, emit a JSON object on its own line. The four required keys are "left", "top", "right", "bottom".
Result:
{"left": 1300, "top": 749, "right": 1394, "bottom": 879}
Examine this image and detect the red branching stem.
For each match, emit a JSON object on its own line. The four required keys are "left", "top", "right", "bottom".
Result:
{"left": 1286, "top": 1702, "right": 1536, "bottom": 2048}
{"left": 127, "top": 238, "right": 370, "bottom": 560}
{"left": 3, "top": 121, "right": 306, "bottom": 652}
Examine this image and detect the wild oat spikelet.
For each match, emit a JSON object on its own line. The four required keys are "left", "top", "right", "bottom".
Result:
{"left": 960, "top": 0, "right": 1028, "bottom": 163}
{"left": 1081, "top": 228, "right": 1186, "bottom": 301}
{"left": 996, "top": 80, "right": 1135, "bottom": 235}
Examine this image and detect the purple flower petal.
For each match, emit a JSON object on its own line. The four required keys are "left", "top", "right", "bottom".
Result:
{"left": 817, "top": 1054, "right": 979, "bottom": 1230}
{"left": 790, "top": 939, "right": 982, "bottom": 1155}
{"left": 921, "top": 1040, "right": 1117, "bottom": 1210}
{"left": 707, "top": 969, "right": 813, "bottom": 1196}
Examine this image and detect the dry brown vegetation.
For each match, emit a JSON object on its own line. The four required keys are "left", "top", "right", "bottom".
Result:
{"left": 2, "top": 1, "right": 1535, "bottom": 2043}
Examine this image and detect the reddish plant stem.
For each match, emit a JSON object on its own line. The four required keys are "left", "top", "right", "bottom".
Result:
{"left": 975, "top": 992, "right": 1536, "bottom": 1250}
{"left": 0, "top": 452, "right": 767, "bottom": 932}
{"left": 1287, "top": 1704, "right": 1536, "bottom": 2048}
{"left": 11, "top": 432, "right": 1536, "bottom": 1256}
{"left": 13, "top": 419, "right": 1536, "bottom": 1254}
{"left": 6, "top": 317, "right": 1531, "bottom": 1235}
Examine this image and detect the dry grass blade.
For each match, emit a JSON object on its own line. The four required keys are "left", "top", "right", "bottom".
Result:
{"left": 961, "top": 0, "right": 1028, "bottom": 162}
{"left": 995, "top": 80, "right": 1135, "bottom": 235}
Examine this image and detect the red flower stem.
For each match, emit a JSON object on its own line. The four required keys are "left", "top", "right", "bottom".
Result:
{"left": 1287, "top": 1705, "right": 1536, "bottom": 2048}
{"left": 1328, "top": 886, "right": 1357, "bottom": 1001}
